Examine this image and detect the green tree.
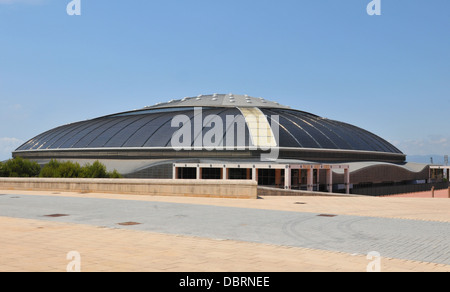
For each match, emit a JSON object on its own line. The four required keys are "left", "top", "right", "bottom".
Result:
{"left": 0, "top": 157, "right": 40, "bottom": 177}
{"left": 0, "top": 161, "right": 4, "bottom": 177}
{"left": 59, "top": 161, "right": 82, "bottom": 178}
{"left": 39, "top": 159, "right": 82, "bottom": 178}
{"left": 78, "top": 160, "right": 122, "bottom": 178}
{"left": 80, "top": 161, "right": 108, "bottom": 178}
{"left": 107, "top": 169, "right": 122, "bottom": 178}
{"left": 39, "top": 159, "right": 60, "bottom": 178}
{"left": 2, "top": 158, "right": 122, "bottom": 178}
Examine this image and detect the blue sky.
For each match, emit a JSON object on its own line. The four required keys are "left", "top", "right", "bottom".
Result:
{"left": 0, "top": 0, "right": 449, "bottom": 161}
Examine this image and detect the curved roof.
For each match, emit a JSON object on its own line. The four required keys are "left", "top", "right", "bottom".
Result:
{"left": 143, "top": 93, "right": 292, "bottom": 110}
{"left": 14, "top": 94, "right": 403, "bottom": 157}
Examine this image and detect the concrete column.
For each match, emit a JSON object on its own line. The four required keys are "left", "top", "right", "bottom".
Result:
{"left": 307, "top": 168, "right": 313, "bottom": 191}
{"left": 196, "top": 165, "right": 200, "bottom": 180}
{"left": 173, "top": 165, "right": 177, "bottom": 180}
{"left": 284, "top": 166, "right": 291, "bottom": 190}
{"left": 222, "top": 167, "right": 227, "bottom": 180}
{"left": 344, "top": 168, "right": 350, "bottom": 194}
{"left": 317, "top": 168, "right": 320, "bottom": 191}
{"left": 252, "top": 167, "right": 257, "bottom": 182}
{"left": 326, "top": 169, "right": 333, "bottom": 193}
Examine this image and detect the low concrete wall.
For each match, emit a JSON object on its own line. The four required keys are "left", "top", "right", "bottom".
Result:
{"left": 257, "top": 186, "right": 359, "bottom": 197}
{"left": 0, "top": 178, "right": 257, "bottom": 199}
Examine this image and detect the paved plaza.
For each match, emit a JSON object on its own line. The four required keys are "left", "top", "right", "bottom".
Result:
{"left": 0, "top": 189, "right": 449, "bottom": 272}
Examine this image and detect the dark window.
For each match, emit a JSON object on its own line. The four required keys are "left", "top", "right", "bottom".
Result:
{"left": 201, "top": 168, "right": 221, "bottom": 179}
{"left": 258, "top": 169, "right": 276, "bottom": 186}
{"left": 228, "top": 168, "right": 250, "bottom": 180}
{"left": 177, "top": 167, "right": 196, "bottom": 179}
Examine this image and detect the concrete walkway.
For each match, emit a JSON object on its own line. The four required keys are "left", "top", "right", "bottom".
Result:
{"left": 0, "top": 189, "right": 449, "bottom": 272}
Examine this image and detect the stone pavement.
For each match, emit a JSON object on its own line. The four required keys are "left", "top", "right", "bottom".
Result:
{"left": 0, "top": 189, "right": 449, "bottom": 272}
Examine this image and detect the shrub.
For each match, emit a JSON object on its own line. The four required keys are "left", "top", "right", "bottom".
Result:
{"left": 39, "top": 159, "right": 82, "bottom": 178}
{"left": 80, "top": 161, "right": 108, "bottom": 178}
{"left": 0, "top": 157, "right": 41, "bottom": 177}
{"left": 40, "top": 160, "right": 122, "bottom": 178}
{"left": 1, "top": 158, "right": 122, "bottom": 178}
{"left": 107, "top": 169, "right": 122, "bottom": 178}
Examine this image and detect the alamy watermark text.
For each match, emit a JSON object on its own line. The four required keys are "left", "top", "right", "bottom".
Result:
{"left": 66, "top": 1, "right": 381, "bottom": 16}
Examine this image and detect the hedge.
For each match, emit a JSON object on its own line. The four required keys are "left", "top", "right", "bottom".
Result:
{"left": 0, "top": 158, "right": 122, "bottom": 178}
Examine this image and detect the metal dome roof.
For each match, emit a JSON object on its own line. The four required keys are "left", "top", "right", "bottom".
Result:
{"left": 14, "top": 94, "right": 404, "bottom": 162}
{"left": 143, "top": 94, "right": 292, "bottom": 110}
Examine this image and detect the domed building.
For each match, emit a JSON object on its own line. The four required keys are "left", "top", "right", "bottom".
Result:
{"left": 13, "top": 94, "right": 430, "bottom": 194}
